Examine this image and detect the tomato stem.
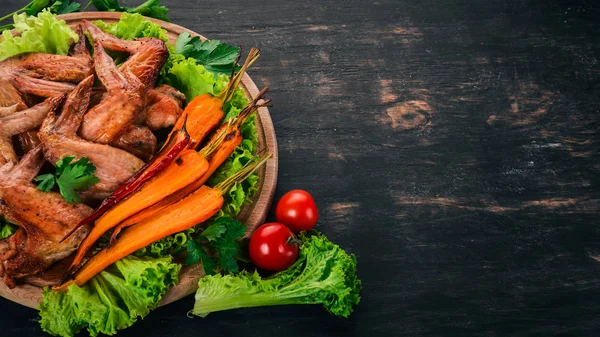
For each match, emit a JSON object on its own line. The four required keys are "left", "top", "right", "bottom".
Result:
{"left": 286, "top": 237, "right": 303, "bottom": 245}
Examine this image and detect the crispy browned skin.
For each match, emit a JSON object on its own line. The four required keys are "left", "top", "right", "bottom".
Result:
{"left": 83, "top": 20, "right": 168, "bottom": 88}
{"left": 0, "top": 104, "right": 19, "bottom": 117}
{"left": 0, "top": 96, "right": 64, "bottom": 165}
{"left": 111, "top": 124, "right": 157, "bottom": 161}
{"left": 10, "top": 73, "right": 76, "bottom": 98}
{"left": 0, "top": 78, "right": 26, "bottom": 109}
{"left": 0, "top": 146, "right": 93, "bottom": 288}
{"left": 2, "top": 25, "right": 92, "bottom": 83}
{"left": 39, "top": 77, "right": 145, "bottom": 202}
{"left": 137, "top": 84, "right": 185, "bottom": 131}
{"left": 79, "top": 41, "right": 145, "bottom": 144}
{"left": 0, "top": 25, "right": 93, "bottom": 106}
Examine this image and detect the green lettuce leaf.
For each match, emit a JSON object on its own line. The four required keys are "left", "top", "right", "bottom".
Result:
{"left": 191, "top": 231, "right": 361, "bottom": 318}
{"left": 93, "top": 12, "right": 168, "bottom": 42}
{"left": 0, "top": 10, "right": 78, "bottom": 61}
{"left": 134, "top": 228, "right": 194, "bottom": 257}
{"left": 39, "top": 255, "right": 180, "bottom": 337}
{"left": 166, "top": 57, "right": 217, "bottom": 101}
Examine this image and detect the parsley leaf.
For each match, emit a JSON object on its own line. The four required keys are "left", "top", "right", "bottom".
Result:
{"left": 34, "top": 173, "right": 56, "bottom": 192}
{"left": 174, "top": 32, "right": 241, "bottom": 76}
{"left": 49, "top": 0, "right": 81, "bottom": 14}
{"left": 199, "top": 221, "right": 227, "bottom": 242}
{"left": 186, "top": 218, "right": 247, "bottom": 275}
{"left": 34, "top": 156, "right": 100, "bottom": 204}
{"left": 185, "top": 240, "right": 206, "bottom": 266}
{"left": 92, "top": 0, "right": 170, "bottom": 22}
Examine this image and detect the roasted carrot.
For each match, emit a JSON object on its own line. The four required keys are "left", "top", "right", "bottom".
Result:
{"left": 169, "top": 48, "right": 260, "bottom": 150}
{"left": 56, "top": 153, "right": 272, "bottom": 290}
{"left": 60, "top": 127, "right": 191, "bottom": 243}
{"left": 64, "top": 125, "right": 231, "bottom": 277}
{"left": 112, "top": 89, "right": 270, "bottom": 233}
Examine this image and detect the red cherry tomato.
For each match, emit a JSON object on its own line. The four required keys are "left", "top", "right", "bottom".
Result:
{"left": 275, "top": 190, "right": 318, "bottom": 233}
{"left": 249, "top": 222, "right": 299, "bottom": 271}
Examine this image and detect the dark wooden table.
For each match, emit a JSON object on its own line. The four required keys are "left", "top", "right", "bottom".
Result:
{"left": 2, "top": 0, "right": 600, "bottom": 336}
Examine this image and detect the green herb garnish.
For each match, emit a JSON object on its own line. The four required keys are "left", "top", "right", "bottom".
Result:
{"left": 186, "top": 217, "right": 247, "bottom": 275}
{"left": 34, "top": 156, "right": 100, "bottom": 204}
{"left": 175, "top": 32, "right": 241, "bottom": 76}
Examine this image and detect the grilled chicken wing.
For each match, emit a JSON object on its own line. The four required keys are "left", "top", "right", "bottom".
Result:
{"left": 40, "top": 76, "right": 145, "bottom": 202}
{"left": 111, "top": 124, "right": 157, "bottom": 161}
{"left": 0, "top": 96, "right": 64, "bottom": 165}
{"left": 79, "top": 41, "right": 145, "bottom": 144}
{"left": 0, "top": 145, "right": 93, "bottom": 288}
{"left": 0, "top": 25, "right": 93, "bottom": 103}
{"left": 137, "top": 84, "right": 185, "bottom": 131}
{"left": 83, "top": 20, "right": 168, "bottom": 89}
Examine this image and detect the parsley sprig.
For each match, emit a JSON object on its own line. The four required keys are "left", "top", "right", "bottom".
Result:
{"left": 186, "top": 217, "right": 247, "bottom": 275}
{"left": 175, "top": 32, "right": 241, "bottom": 75}
{"left": 34, "top": 156, "right": 100, "bottom": 204}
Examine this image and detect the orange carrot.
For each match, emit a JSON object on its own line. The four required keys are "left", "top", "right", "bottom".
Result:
{"left": 169, "top": 48, "right": 260, "bottom": 150}
{"left": 64, "top": 126, "right": 230, "bottom": 277}
{"left": 113, "top": 89, "right": 269, "bottom": 233}
{"left": 56, "top": 154, "right": 272, "bottom": 290}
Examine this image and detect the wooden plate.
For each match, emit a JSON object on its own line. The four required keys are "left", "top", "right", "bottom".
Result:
{"left": 0, "top": 12, "right": 278, "bottom": 309}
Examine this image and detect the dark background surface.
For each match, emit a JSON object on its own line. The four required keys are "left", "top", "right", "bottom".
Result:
{"left": 1, "top": 0, "right": 600, "bottom": 336}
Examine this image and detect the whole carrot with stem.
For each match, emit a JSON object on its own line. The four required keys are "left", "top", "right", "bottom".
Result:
{"left": 55, "top": 153, "right": 272, "bottom": 290}
{"left": 168, "top": 48, "right": 260, "bottom": 150}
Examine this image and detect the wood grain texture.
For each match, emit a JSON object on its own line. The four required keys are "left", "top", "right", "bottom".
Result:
{"left": 1, "top": 0, "right": 600, "bottom": 336}
{"left": 0, "top": 12, "right": 278, "bottom": 309}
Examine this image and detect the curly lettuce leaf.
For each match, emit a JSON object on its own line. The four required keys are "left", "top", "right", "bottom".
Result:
{"left": 39, "top": 255, "right": 180, "bottom": 337}
{"left": 0, "top": 10, "right": 78, "bottom": 61}
{"left": 93, "top": 12, "right": 168, "bottom": 42}
{"left": 134, "top": 228, "right": 194, "bottom": 257}
{"left": 192, "top": 231, "right": 361, "bottom": 318}
{"left": 166, "top": 57, "right": 216, "bottom": 101}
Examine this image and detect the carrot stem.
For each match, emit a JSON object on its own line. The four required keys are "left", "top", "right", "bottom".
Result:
{"left": 216, "top": 48, "right": 260, "bottom": 103}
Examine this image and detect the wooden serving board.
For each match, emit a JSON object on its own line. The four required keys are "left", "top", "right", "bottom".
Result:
{"left": 0, "top": 12, "right": 278, "bottom": 309}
